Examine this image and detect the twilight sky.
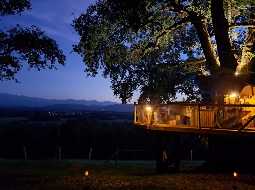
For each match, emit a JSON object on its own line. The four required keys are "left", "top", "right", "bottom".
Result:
{"left": 0, "top": 0, "right": 130, "bottom": 102}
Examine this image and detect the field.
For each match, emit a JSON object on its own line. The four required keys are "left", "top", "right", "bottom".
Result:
{"left": 0, "top": 160, "right": 255, "bottom": 190}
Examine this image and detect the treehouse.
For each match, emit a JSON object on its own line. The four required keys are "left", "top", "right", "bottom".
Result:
{"left": 134, "top": 85, "right": 255, "bottom": 135}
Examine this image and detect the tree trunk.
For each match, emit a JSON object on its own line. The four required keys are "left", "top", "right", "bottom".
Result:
{"left": 190, "top": 13, "right": 219, "bottom": 74}
{"left": 155, "top": 133, "right": 181, "bottom": 173}
{"left": 189, "top": 12, "right": 221, "bottom": 101}
{"left": 211, "top": 0, "right": 238, "bottom": 73}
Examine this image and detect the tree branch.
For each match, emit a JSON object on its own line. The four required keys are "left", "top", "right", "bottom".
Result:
{"left": 229, "top": 24, "right": 255, "bottom": 29}
{"left": 211, "top": 0, "right": 238, "bottom": 73}
{"left": 184, "top": 59, "right": 206, "bottom": 65}
{"left": 154, "top": 16, "right": 190, "bottom": 47}
{"left": 142, "top": 16, "right": 190, "bottom": 53}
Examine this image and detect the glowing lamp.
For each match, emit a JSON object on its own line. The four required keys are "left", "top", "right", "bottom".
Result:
{"left": 234, "top": 71, "right": 239, "bottom": 76}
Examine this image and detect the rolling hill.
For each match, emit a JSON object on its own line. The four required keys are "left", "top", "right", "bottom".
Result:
{"left": 0, "top": 93, "right": 133, "bottom": 112}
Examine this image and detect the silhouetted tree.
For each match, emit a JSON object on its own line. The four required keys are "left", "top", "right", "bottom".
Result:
{"left": 0, "top": 0, "right": 65, "bottom": 81}
{"left": 73, "top": 0, "right": 255, "bottom": 103}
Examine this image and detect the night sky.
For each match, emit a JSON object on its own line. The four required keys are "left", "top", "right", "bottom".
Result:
{"left": 0, "top": 0, "right": 127, "bottom": 102}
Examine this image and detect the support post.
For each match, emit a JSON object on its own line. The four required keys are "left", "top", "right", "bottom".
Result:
{"left": 155, "top": 133, "right": 181, "bottom": 173}
{"left": 198, "top": 104, "right": 201, "bottom": 129}
{"left": 134, "top": 102, "right": 137, "bottom": 123}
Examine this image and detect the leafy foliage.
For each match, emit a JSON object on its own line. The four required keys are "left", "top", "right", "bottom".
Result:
{"left": 74, "top": 0, "right": 254, "bottom": 103}
{"left": 0, "top": 0, "right": 31, "bottom": 16}
{"left": 0, "top": 26, "right": 65, "bottom": 80}
{"left": 0, "top": 0, "right": 65, "bottom": 81}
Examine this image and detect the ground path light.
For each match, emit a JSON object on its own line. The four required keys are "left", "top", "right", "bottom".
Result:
{"left": 84, "top": 170, "right": 89, "bottom": 176}
{"left": 233, "top": 171, "right": 238, "bottom": 177}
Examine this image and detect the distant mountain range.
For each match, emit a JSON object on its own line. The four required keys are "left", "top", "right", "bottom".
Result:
{"left": 0, "top": 93, "right": 133, "bottom": 112}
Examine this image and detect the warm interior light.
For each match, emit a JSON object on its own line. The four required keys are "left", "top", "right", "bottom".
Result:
{"left": 234, "top": 71, "right": 239, "bottom": 76}
{"left": 145, "top": 105, "right": 152, "bottom": 112}
{"left": 84, "top": 170, "right": 89, "bottom": 176}
{"left": 229, "top": 92, "right": 238, "bottom": 98}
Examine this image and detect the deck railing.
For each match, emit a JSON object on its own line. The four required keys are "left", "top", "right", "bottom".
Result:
{"left": 134, "top": 103, "right": 255, "bottom": 133}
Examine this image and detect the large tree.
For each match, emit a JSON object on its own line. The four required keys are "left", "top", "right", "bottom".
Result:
{"left": 73, "top": 0, "right": 255, "bottom": 103}
{"left": 0, "top": 0, "right": 65, "bottom": 81}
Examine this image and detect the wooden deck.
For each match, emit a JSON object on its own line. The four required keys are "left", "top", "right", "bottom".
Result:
{"left": 134, "top": 103, "right": 255, "bottom": 135}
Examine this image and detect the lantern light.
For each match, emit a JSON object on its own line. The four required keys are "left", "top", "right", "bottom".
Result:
{"left": 229, "top": 92, "right": 238, "bottom": 98}
{"left": 145, "top": 105, "right": 152, "bottom": 112}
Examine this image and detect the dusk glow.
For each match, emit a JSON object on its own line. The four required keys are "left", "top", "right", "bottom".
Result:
{"left": 0, "top": 0, "right": 121, "bottom": 102}
{"left": 1, "top": 1, "right": 255, "bottom": 190}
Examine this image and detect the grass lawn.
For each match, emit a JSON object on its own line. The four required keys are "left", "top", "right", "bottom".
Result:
{"left": 0, "top": 160, "right": 255, "bottom": 190}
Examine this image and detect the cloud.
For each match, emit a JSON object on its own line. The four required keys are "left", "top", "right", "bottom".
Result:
{"left": 24, "top": 0, "right": 94, "bottom": 42}
{"left": 42, "top": 25, "right": 78, "bottom": 43}
{"left": 29, "top": 12, "right": 55, "bottom": 23}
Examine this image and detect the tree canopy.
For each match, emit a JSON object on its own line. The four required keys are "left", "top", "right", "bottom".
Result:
{"left": 74, "top": 0, "right": 255, "bottom": 103}
{"left": 0, "top": 0, "right": 65, "bottom": 81}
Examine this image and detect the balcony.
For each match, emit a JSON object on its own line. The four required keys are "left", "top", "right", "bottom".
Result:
{"left": 134, "top": 103, "right": 255, "bottom": 134}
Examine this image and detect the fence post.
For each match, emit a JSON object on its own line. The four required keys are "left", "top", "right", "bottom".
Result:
{"left": 23, "top": 145, "right": 27, "bottom": 161}
{"left": 190, "top": 149, "right": 193, "bottom": 161}
{"left": 58, "top": 146, "right": 62, "bottom": 160}
{"left": 88, "top": 147, "right": 93, "bottom": 160}
{"left": 115, "top": 148, "right": 119, "bottom": 166}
